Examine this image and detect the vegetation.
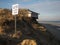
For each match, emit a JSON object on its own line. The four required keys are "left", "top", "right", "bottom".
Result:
{"left": 0, "top": 8, "right": 60, "bottom": 45}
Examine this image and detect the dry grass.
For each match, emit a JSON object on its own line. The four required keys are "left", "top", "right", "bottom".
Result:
{"left": 12, "top": 31, "right": 22, "bottom": 38}
{"left": 0, "top": 9, "right": 30, "bottom": 35}
{"left": 0, "top": 26, "right": 4, "bottom": 35}
{"left": 32, "top": 24, "right": 46, "bottom": 32}
{"left": 38, "top": 26, "right": 46, "bottom": 32}
{"left": 18, "top": 39, "right": 37, "bottom": 45}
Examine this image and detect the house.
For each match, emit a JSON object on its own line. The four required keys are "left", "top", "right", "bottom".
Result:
{"left": 28, "top": 9, "right": 39, "bottom": 19}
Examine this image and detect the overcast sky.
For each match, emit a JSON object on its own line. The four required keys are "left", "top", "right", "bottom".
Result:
{"left": 0, "top": 0, "right": 60, "bottom": 21}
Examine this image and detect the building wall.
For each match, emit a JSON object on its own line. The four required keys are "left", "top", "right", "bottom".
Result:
{"left": 31, "top": 12, "right": 38, "bottom": 19}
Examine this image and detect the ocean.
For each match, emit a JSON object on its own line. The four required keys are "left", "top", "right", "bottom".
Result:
{"left": 38, "top": 21, "right": 60, "bottom": 26}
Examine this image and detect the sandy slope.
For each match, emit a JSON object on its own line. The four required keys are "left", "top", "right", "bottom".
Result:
{"left": 41, "top": 23, "right": 60, "bottom": 41}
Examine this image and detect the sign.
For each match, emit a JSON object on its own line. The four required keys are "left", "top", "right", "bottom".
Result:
{"left": 12, "top": 4, "right": 19, "bottom": 15}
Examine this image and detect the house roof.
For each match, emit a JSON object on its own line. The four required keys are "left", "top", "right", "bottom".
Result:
{"left": 28, "top": 9, "right": 39, "bottom": 15}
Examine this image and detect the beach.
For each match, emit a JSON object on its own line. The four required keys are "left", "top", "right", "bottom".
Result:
{"left": 39, "top": 21, "right": 60, "bottom": 41}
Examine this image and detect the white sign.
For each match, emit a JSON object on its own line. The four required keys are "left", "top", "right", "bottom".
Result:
{"left": 12, "top": 4, "right": 19, "bottom": 15}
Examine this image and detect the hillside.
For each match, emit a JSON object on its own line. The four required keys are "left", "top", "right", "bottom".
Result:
{"left": 0, "top": 8, "right": 60, "bottom": 45}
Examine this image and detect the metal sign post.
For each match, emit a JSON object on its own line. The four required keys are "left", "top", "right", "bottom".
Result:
{"left": 12, "top": 4, "right": 19, "bottom": 34}
{"left": 15, "top": 15, "right": 16, "bottom": 34}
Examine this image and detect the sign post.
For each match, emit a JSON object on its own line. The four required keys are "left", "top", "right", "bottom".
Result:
{"left": 12, "top": 4, "right": 19, "bottom": 34}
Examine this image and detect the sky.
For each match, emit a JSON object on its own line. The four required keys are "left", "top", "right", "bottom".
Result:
{"left": 0, "top": 0, "right": 60, "bottom": 21}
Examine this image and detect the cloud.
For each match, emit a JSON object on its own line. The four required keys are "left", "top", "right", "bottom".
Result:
{"left": 18, "top": 0, "right": 31, "bottom": 2}
{"left": 0, "top": 0, "right": 60, "bottom": 21}
{"left": 23, "top": 1, "right": 60, "bottom": 21}
{"left": 22, "top": 0, "right": 30, "bottom": 2}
